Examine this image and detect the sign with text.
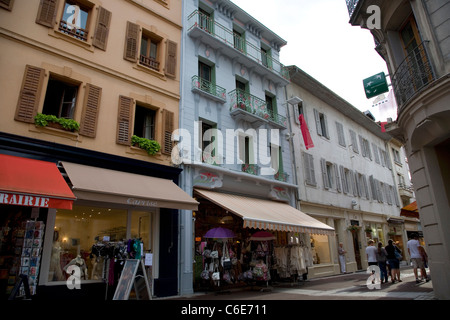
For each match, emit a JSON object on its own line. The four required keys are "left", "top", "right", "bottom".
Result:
{"left": 363, "top": 72, "right": 389, "bottom": 99}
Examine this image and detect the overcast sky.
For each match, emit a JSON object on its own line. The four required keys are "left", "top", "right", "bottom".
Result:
{"left": 231, "top": 0, "right": 396, "bottom": 122}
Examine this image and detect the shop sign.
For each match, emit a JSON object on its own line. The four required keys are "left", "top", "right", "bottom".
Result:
{"left": 0, "top": 192, "right": 50, "bottom": 208}
{"left": 126, "top": 198, "right": 158, "bottom": 207}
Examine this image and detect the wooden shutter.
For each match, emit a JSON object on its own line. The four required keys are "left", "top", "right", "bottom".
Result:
{"left": 0, "top": 0, "right": 14, "bottom": 11}
{"left": 15, "top": 65, "right": 45, "bottom": 123}
{"left": 124, "top": 21, "right": 139, "bottom": 62}
{"left": 93, "top": 7, "right": 111, "bottom": 51}
{"left": 340, "top": 165, "right": 348, "bottom": 194}
{"left": 334, "top": 163, "right": 341, "bottom": 192}
{"left": 165, "top": 40, "right": 177, "bottom": 78}
{"left": 320, "top": 158, "right": 329, "bottom": 189}
{"left": 79, "top": 84, "right": 102, "bottom": 137}
{"left": 314, "top": 109, "right": 322, "bottom": 136}
{"left": 36, "top": 0, "right": 58, "bottom": 28}
{"left": 161, "top": 109, "right": 174, "bottom": 155}
{"left": 117, "top": 95, "right": 134, "bottom": 145}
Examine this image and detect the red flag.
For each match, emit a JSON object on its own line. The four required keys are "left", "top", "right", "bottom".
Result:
{"left": 380, "top": 121, "right": 387, "bottom": 132}
{"left": 299, "top": 114, "right": 314, "bottom": 149}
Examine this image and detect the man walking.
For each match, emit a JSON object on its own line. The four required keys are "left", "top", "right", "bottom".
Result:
{"left": 366, "top": 240, "right": 378, "bottom": 266}
{"left": 407, "top": 233, "right": 430, "bottom": 283}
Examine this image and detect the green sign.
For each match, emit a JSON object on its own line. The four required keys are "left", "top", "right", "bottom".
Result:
{"left": 363, "top": 72, "right": 389, "bottom": 99}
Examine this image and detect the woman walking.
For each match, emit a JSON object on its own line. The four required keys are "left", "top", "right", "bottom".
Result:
{"left": 385, "top": 240, "right": 402, "bottom": 283}
{"left": 376, "top": 242, "right": 388, "bottom": 284}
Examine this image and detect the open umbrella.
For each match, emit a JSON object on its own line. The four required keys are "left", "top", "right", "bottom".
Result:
{"left": 250, "top": 231, "right": 276, "bottom": 241}
{"left": 204, "top": 227, "right": 236, "bottom": 239}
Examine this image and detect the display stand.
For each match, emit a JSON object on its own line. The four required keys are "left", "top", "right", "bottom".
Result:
{"left": 8, "top": 274, "right": 31, "bottom": 300}
{"left": 113, "top": 259, "right": 151, "bottom": 300}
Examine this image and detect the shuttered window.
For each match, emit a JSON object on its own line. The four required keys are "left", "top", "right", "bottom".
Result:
{"left": 0, "top": 0, "right": 14, "bottom": 11}
{"left": 303, "top": 152, "right": 316, "bottom": 186}
{"left": 15, "top": 65, "right": 45, "bottom": 123}
{"left": 79, "top": 84, "right": 102, "bottom": 137}
{"left": 93, "top": 7, "right": 111, "bottom": 50}
{"left": 349, "top": 129, "right": 359, "bottom": 153}
{"left": 314, "top": 109, "right": 329, "bottom": 139}
{"left": 335, "top": 121, "right": 346, "bottom": 147}
{"left": 124, "top": 21, "right": 139, "bottom": 62}
{"left": 161, "top": 109, "right": 174, "bottom": 155}
{"left": 36, "top": 0, "right": 58, "bottom": 28}
{"left": 165, "top": 40, "right": 177, "bottom": 78}
{"left": 117, "top": 96, "right": 134, "bottom": 145}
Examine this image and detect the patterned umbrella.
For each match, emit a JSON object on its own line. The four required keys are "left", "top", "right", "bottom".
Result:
{"left": 204, "top": 227, "right": 236, "bottom": 238}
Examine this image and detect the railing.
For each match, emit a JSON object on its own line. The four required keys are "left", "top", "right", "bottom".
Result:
{"left": 241, "top": 163, "right": 259, "bottom": 175}
{"left": 229, "top": 89, "right": 286, "bottom": 127}
{"left": 140, "top": 55, "right": 160, "bottom": 71}
{"left": 59, "top": 20, "right": 88, "bottom": 41}
{"left": 191, "top": 75, "right": 227, "bottom": 101}
{"left": 274, "top": 171, "right": 289, "bottom": 182}
{"left": 345, "top": 0, "right": 360, "bottom": 18}
{"left": 391, "top": 41, "right": 435, "bottom": 110}
{"left": 188, "top": 10, "right": 289, "bottom": 81}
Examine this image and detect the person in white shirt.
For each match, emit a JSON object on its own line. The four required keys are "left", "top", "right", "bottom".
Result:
{"left": 338, "top": 243, "right": 347, "bottom": 273}
{"left": 366, "top": 240, "right": 378, "bottom": 266}
{"left": 407, "top": 233, "right": 429, "bottom": 283}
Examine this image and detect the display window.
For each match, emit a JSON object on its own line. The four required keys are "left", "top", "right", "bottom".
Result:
{"left": 310, "top": 234, "right": 331, "bottom": 264}
{"left": 48, "top": 205, "right": 155, "bottom": 283}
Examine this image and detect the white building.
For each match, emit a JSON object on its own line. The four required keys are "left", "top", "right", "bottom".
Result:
{"left": 286, "top": 65, "right": 408, "bottom": 277}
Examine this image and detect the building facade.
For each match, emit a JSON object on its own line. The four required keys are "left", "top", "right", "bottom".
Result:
{"left": 347, "top": 0, "right": 450, "bottom": 300}
{"left": 0, "top": 0, "right": 198, "bottom": 299}
{"left": 177, "top": 0, "right": 334, "bottom": 295}
{"left": 286, "top": 65, "right": 410, "bottom": 277}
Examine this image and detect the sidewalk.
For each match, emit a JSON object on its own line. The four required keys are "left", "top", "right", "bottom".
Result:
{"left": 168, "top": 265, "right": 436, "bottom": 300}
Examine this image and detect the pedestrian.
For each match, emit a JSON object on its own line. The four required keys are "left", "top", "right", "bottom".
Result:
{"left": 376, "top": 242, "right": 388, "bottom": 284}
{"left": 338, "top": 242, "right": 347, "bottom": 274}
{"left": 407, "top": 233, "right": 430, "bottom": 283}
{"left": 385, "top": 239, "right": 401, "bottom": 283}
{"left": 366, "top": 240, "right": 378, "bottom": 266}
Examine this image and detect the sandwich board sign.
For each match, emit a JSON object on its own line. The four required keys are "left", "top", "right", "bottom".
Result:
{"left": 363, "top": 72, "right": 389, "bottom": 99}
{"left": 113, "top": 259, "right": 151, "bottom": 300}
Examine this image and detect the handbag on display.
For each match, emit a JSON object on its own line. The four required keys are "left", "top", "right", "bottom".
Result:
{"left": 221, "top": 242, "right": 232, "bottom": 270}
{"left": 210, "top": 243, "right": 219, "bottom": 258}
{"left": 201, "top": 264, "right": 210, "bottom": 280}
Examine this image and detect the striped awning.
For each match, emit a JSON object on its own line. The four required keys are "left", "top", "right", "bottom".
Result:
{"left": 195, "top": 189, "right": 335, "bottom": 236}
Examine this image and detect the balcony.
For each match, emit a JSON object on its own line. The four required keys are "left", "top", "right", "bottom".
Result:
{"left": 241, "top": 163, "right": 259, "bottom": 175}
{"left": 229, "top": 89, "right": 286, "bottom": 128}
{"left": 274, "top": 171, "right": 289, "bottom": 182}
{"left": 191, "top": 75, "right": 227, "bottom": 103}
{"left": 187, "top": 10, "right": 289, "bottom": 85}
{"left": 391, "top": 41, "right": 435, "bottom": 110}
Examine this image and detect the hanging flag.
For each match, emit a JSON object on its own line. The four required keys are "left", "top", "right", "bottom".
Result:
{"left": 380, "top": 121, "right": 387, "bottom": 133}
{"left": 299, "top": 114, "right": 314, "bottom": 149}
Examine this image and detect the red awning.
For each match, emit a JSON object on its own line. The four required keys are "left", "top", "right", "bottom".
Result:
{"left": 0, "top": 154, "right": 76, "bottom": 209}
{"left": 400, "top": 201, "right": 419, "bottom": 219}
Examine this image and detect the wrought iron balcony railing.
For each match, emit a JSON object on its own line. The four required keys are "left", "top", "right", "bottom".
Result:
{"left": 274, "top": 170, "right": 289, "bottom": 182}
{"left": 391, "top": 41, "right": 435, "bottom": 109}
{"left": 188, "top": 10, "right": 290, "bottom": 81}
{"left": 229, "top": 89, "right": 286, "bottom": 127}
{"left": 191, "top": 75, "right": 227, "bottom": 102}
{"left": 241, "top": 163, "right": 259, "bottom": 175}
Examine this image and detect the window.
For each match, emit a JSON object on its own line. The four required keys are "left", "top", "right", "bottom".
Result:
{"left": 321, "top": 159, "right": 339, "bottom": 190}
{"left": 303, "top": 152, "right": 316, "bottom": 186}
{"left": 372, "top": 143, "right": 380, "bottom": 164}
{"left": 239, "top": 135, "right": 251, "bottom": 164}
{"left": 198, "top": 61, "right": 213, "bottom": 93}
{"left": 140, "top": 32, "right": 161, "bottom": 71}
{"left": 265, "top": 93, "right": 277, "bottom": 121}
{"left": 314, "top": 109, "right": 329, "bottom": 139}
{"left": 392, "top": 148, "right": 401, "bottom": 164}
{"left": 233, "top": 28, "right": 245, "bottom": 52}
{"left": 200, "top": 121, "right": 219, "bottom": 164}
{"left": 310, "top": 233, "right": 331, "bottom": 264}
{"left": 199, "top": 8, "right": 212, "bottom": 33}
{"left": 134, "top": 105, "right": 156, "bottom": 140}
{"left": 270, "top": 144, "right": 283, "bottom": 175}
{"left": 124, "top": 21, "right": 177, "bottom": 78}
{"left": 42, "top": 76, "right": 79, "bottom": 119}
{"left": 261, "top": 47, "right": 272, "bottom": 68}
{"left": 359, "top": 136, "right": 372, "bottom": 160}
{"left": 335, "top": 122, "right": 346, "bottom": 147}
{"left": 59, "top": 1, "right": 92, "bottom": 42}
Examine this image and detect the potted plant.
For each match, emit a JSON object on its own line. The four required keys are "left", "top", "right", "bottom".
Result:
{"left": 347, "top": 225, "right": 360, "bottom": 232}
{"left": 34, "top": 113, "right": 80, "bottom": 132}
{"left": 131, "top": 135, "right": 161, "bottom": 155}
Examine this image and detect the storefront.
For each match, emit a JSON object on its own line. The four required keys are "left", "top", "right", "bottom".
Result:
{"left": 0, "top": 154, "right": 76, "bottom": 299}
{"left": 192, "top": 189, "right": 335, "bottom": 291}
{"left": 37, "top": 161, "right": 198, "bottom": 299}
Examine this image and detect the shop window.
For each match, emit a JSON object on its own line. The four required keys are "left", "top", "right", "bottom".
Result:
{"left": 49, "top": 206, "right": 127, "bottom": 282}
{"left": 42, "top": 76, "right": 79, "bottom": 120}
{"left": 134, "top": 104, "right": 156, "bottom": 140}
{"left": 310, "top": 234, "right": 331, "bottom": 264}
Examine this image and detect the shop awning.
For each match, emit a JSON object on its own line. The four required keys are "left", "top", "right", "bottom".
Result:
{"left": 194, "top": 189, "right": 335, "bottom": 236}
{"left": 400, "top": 201, "right": 419, "bottom": 219}
{"left": 61, "top": 162, "right": 198, "bottom": 211}
{"left": 0, "top": 154, "right": 76, "bottom": 209}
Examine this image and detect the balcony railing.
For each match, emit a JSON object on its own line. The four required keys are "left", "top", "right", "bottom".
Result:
{"left": 391, "top": 41, "right": 435, "bottom": 109}
{"left": 140, "top": 55, "right": 160, "bottom": 71}
{"left": 59, "top": 20, "right": 88, "bottom": 41}
{"left": 229, "top": 89, "right": 287, "bottom": 127}
{"left": 188, "top": 10, "right": 289, "bottom": 81}
{"left": 191, "top": 75, "right": 227, "bottom": 102}
{"left": 241, "top": 163, "right": 259, "bottom": 175}
{"left": 274, "top": 171, "right": 289, "bottom": 182}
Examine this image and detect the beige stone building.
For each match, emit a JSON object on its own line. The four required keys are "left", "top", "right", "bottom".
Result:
{"left": 0, "top": 0, "right": 198, "bottom": 299}
{"left": 347, "top": 0, "right": 450, "bottom": 299}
